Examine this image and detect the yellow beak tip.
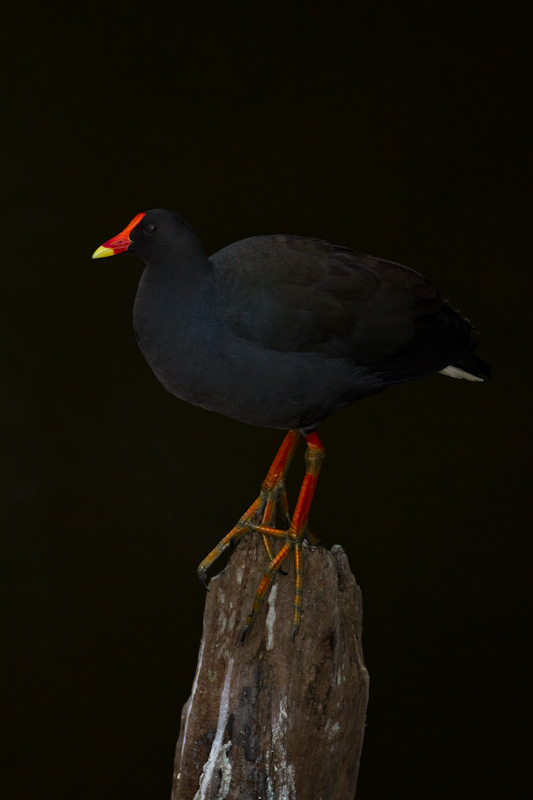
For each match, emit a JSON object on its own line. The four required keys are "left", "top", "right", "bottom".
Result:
{"left": 92, "top": 245, "right": 116, "bottom": 260}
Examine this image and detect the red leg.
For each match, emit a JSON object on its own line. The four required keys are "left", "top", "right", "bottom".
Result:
{"left": 197, "top": 430, "right": 300, "bottom": 583}
{"left": 257, "top": 429, "right": 300, "bottom": 558}
{"left": 242, "top": 432, "right": 326, "bottom": 641}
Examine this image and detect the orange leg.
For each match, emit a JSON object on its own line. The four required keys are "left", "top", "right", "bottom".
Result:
{"left": 241, "top": 432, "right": 326, "bottom": 642}
{"left": 197, "top": 430, "right": 301, "bottom": 586}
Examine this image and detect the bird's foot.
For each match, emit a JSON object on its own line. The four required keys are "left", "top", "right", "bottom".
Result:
{"left": 196, "top": 430, "right": 300, "bottom": 588}
{"left": 241, "top": 435, "right": 325, "bottom": 642}
{"left": 197, "top": 430, "right": 325, "bottom": 643}
{"left": 240, "top": 526, "right": 304, "bottom": 643}
{"left": 196, "top": 479, "right": 291, "bottom": 588}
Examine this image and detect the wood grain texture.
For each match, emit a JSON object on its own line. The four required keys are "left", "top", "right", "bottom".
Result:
{"left": 171, "top": 536, "right": 369, "bottom": 800}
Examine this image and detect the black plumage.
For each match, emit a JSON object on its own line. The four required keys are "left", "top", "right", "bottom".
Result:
{"left": 105, "top": 209, "right": 491, "bottom": 431}
{"left": 92, "top": 208, "right": 491, "bottom": 638}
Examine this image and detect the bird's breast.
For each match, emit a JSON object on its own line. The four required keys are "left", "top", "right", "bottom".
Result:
{"left": 132, "top": 271, "right": 381, "bottom": 429}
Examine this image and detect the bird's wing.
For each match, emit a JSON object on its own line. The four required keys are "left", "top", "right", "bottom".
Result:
{"left": 211, "top": 235, "right": 477, "bottom": 378}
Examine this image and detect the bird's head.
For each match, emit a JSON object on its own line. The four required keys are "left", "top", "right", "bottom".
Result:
{"left": 92, "top": 209, "right": 196, "bottom": 263}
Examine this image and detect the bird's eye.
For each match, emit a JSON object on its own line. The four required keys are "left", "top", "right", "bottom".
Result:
{"left": 144, "top": 223, "right": 157, "bottom": 234}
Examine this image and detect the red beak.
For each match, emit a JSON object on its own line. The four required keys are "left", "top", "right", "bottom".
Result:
{"left": 92, "top": 212, "right": 146, "bottom": 259}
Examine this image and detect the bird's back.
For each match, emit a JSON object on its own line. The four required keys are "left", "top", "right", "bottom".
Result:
{"left": 211, "top": 234, "right": 485, "bottom": 384}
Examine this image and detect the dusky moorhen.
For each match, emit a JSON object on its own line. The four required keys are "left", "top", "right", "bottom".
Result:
{"left": 93, "top": 209, "right": 490, "bottom": 640}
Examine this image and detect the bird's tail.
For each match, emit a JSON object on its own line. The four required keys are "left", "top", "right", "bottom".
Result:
{"left": 440, "top": 353, "right": 492, "bottom": 382}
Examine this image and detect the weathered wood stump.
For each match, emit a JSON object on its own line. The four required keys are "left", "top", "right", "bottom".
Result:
{"left": 171, "top": 536, "right": 369, "bottom": 800}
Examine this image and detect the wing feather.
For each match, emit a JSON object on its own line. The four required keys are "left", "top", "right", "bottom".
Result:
{"left": 211, "top": 235, "right": 480, "bottom": 382}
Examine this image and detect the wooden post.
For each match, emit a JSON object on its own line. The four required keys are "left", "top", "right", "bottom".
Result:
{"left": 171, "top": 536, "right": 369, "bottom": 800}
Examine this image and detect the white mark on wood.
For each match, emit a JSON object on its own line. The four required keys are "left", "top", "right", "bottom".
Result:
{"left": 218, "top": 589, "right": 225, "bottom": 604}
{"left": 213, "top": 740, "right": 232, "bottom": 799}
{"left": 328, "top": 721, "right": 340, "bottom": 740}
{"left": 228, "top": 609, "right": 236, "bottom": 631}
{"left": 219, "top": 613, "right": 227, "bottom": 635}
{"left": 266, "top": 695, "right": 296, "bottom": 799}
{"left": 235, "top": 566, "right": 243, "bottom": 585}
{"left": 194, "top": 658, "right": 234, "bottom": 800}
{"left": 265, "top": 584, "right": 278, "bottom": 651}
{"left": 177, "top": 636, "right": 206, "bottom": 775}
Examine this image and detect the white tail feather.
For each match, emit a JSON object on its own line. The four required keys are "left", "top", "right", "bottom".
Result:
{"left": 440, "top": 366, "right": 483, "bottom": 382}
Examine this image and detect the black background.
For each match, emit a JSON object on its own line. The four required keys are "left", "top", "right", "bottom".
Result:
{"left": 3, "top": 2, "right": 531, "bottom": 798}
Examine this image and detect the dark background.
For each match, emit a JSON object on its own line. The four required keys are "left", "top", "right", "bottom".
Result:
{"left": 3, "top": 1, "right": 531, "bottom": 798}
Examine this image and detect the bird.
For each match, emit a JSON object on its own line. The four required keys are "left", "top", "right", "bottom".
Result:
{"left": 92, "top": 209, "right": 490, "bottom": 640}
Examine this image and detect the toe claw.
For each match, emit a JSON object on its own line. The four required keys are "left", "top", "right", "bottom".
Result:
{"left": 198, "top": 571, "right": 210, "bottom": 590}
